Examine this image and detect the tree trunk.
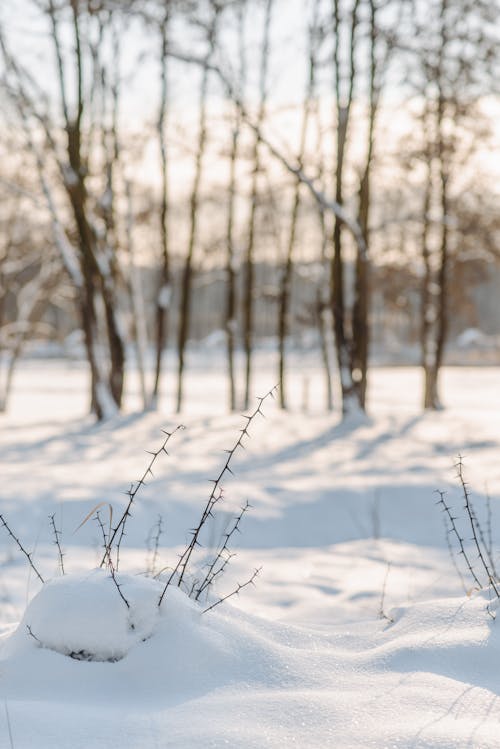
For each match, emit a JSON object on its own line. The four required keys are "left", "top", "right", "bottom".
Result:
{"left": 278, "top": 7, "right": 316, "bottom": 409}
{"left": 224, "top": 1, "right": 246, "bottom": 412}
{"left": 152, "top": 9, "right": 171, "bottom": 407}
{"left": 243, "top": 0, "right": 273, "bottom": 410}
{"left": 176, "top": 14, "right": 218, "bottom": 413}
{"left": 330, "top": 0, "right": 360, "bottom": 417}
{"left": 351, "top": 0, "right": 377, "bottom": 410}
{"left": 423, "top": 0, "right": 449, "bottom": 411}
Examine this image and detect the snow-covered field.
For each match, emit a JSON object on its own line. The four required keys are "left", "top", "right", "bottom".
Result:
{"left": 1, "top": 359, "right": 500, "bottom": 748}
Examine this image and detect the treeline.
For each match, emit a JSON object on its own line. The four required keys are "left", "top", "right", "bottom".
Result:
{"left": 0, "top": 0, "right": 499, "bottom": 418}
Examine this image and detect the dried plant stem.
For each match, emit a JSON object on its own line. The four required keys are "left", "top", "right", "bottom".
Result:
{"left": 484, "top": 487, "right": 497, "bottom": 579}
{"left": 456, "top": 455, "right": 499, "bottom": 598}
{"left": 486, "top": 487, "right": 493, "bottom": 563}
{"left": 4, "top": 701, "right": 14, "bottom": 749}
{"left": 147, "top": 515, "right": 164, "bottom": 576}
{"left": 158, "top": 387, "right": 276, "bottom": 607}
{"left": 435, "top": 490, "right": 481, "bottom": 589}
{"left": 202, "top": 567, "right": 261, "bottom": 614}
{"left": 195, "top": 501, "right": 251, "bottom": 600}
{"left": 441, "top": 513, "right": 467, "bottom": 594}
{"left": 109, "top": 563, "right": 130, "bottom": 610}
{"left": 101, "top": 425, "right": 183, "bottom": 569}
{"left": 0, "top": 514, "right": 44, "bottom": 583}
{"left": 378, "top": 562, "right": 393, "bottom": 623}
{"left": 95, "top": 510, "right": 108, "bottom": 551}
{"left": 49, "top": 513, "right": 65, "bottom": 575}
{"left": 26, "top": 624, "right": 42, "bottom": 644}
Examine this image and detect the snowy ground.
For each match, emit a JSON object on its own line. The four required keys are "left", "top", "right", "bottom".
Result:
{"left": 1, "top": 357, "right": 500, "bottom": 748}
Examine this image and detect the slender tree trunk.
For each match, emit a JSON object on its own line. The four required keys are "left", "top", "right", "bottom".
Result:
{"left": 330, "top": 0, "right": 360, "bottom": 416}
{"left": 311, "top": 14, "right": 333, "bottom": 411}
{"left": 55, "top": 1, "right": 124, "bottom": 417}
{"left": 351, "top": 0, "right": 377, "bottom": 409}
{"left": 152, "top": 8, "right": 171, "bottom": 406}
{"left": 125, "top": 182, "right": 148, "bottom": 407}
{"left": 423, "top": 0, "right": 449, "bottom": 410}
{"left": 278, "top": 1, "right": 317, "bottom": 410}
{"left": 243, "top": 0, "right": 273, "bottom": 409}
{"left": 421, "top": 156, "right": 435, "bottom": 409}
{"left": 176, "top": 13, "right": 218, "bottom": 413}
{"left": 224, "top": 1, "right": 246, "bottom": 412}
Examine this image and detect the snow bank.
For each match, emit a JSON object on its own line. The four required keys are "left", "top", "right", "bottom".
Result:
{"left": 5, "top": 570, "right": 161, "bottom": 662}
{"left": 0, "top": 574, "right": 500, "bottom": 748}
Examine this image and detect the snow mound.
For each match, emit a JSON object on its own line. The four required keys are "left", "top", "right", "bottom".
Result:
{"left": 8, "top": 570, "right": 162, "bottom": 662}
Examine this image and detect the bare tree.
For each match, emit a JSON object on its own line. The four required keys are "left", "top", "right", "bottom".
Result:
{"left": 0, "top": 2, "right": 131, "bottom": 419}
{"left": 176, "top": 1, "right": 222, "bottom": 413}
{"left": 224, "top": 0, "right": 247, "bottom": 411}
{"left": 408, "top": 0, "right": 498, "bottom": 408}
{"left": 277, "top": 0, "right": 320, "bottom": 410}
{"left": 242, "top": 0, "right": 274, "bottom": 410}
{"left": 152, "top": 1, "right": 173, "bottom": 408}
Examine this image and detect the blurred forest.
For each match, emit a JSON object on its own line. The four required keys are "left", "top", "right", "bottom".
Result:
{"left": 0, "top": 0, "right": 499, "bottom": 418}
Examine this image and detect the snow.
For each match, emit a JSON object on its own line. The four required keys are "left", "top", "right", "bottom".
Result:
{"left": 0, "top": 359, "right": 500, "bottom": 747}
{"left": 7, "top": 570, "right": 162, "bottom": 662}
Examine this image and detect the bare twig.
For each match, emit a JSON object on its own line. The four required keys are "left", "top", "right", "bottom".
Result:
{"left": 101, "top": 425, "right": 184, "bottom": 569}
{"left": 146, "top": 515, "right": 163, "bottom": 577}
{"left": 441, "top": 513, "right": 467, "bottom": 594}
{"left": 202, "top": 567, "right": 261, "bottom": 614}
{"left": 0, "top": 514, "right": 44, "bottom": 584}
{"left": 379, "top": 561, "right": 393, "bottom": 623}
{"left": 195, "top": 501, "right": 251, "bottom": 600}
{"left": 435, "top": 490, "right": 481, "bottom": 590}
{"left": 4, "top": 701, "right": 14, "bottom": 749}
{"left": 109, "top": 565, "right": 130, "bottom": 611}
{"left": 49, "top": 513, "right": 65, "bottom": 575}
{"left": 26, "top": 624, "right": 42, "bottom": 644}
{"left": 456, "top": 455, "right": 499, "bottom": 598}
{"left": 484, "top": 486, "right": 497, "bottom": 579}
{"left": 95, "top": 510, "right": 108, "bottom": 551}
{"left": 158, "top": 387, "right": 276, "bottom": 607}
{"left": 486, "top": 486, "right": 493, "bottom": 561}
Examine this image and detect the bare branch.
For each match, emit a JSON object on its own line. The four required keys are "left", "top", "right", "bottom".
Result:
{"left": 202, "top": 567, "right": 261, "bottom": 614}
{"left": 158, "top": 387, "right": 276, "bottom": 606}
{"left": 0, "top": 514, "right": 44, "bottom": 583}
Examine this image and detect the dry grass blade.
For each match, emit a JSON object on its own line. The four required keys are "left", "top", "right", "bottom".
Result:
{"left": 74, "top": 501, "right": 113, "bottom": 535}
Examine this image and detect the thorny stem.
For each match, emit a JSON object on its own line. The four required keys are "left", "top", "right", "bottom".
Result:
{"left": 95, "top": 510, "right": 108, "bottom": 552}
{"left": 435, "top": 490, "right": 482, "bottom": 589}
{"left": 202, "top": 567, "right": 261, "bottom": 614}
{"left": 49, "top": 513, "right": 65, "bottom": 575}
{"left": 158, "top": 386, "right": 277, "bottom": 607}
{"left": 0, "top": 514, "right": 44, "bottom": 583}
{"left": 147, "top": 514, "right": 163, "bottom": 577}
{"left": 441, "top": 513, "right": 467, "bottom": 594}
{"left": 109, "top": 564, "right": 130, "bottom": 610}
{"left": 101, "top": 425, "right": 184, "bottom": 569}
{"left": 195, "top": 501, "right": 251, "bottom": 600}
{"left": 455, "top": 455, "right": 499, "bottom": 598}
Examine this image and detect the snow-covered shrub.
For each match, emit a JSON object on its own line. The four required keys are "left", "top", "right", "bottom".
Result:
{"left": 0, "top": 389, "right": 275, "bottom": 661}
